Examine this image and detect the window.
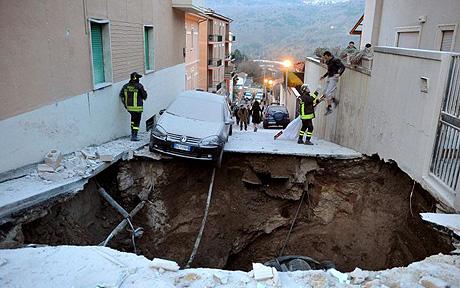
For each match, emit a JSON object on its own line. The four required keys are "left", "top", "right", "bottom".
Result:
{"left": 440, "top": 30, "right": 454, "bottom": 51}
{"left": 144, "top": 26, "right": 154, "bottom": 72}
{"left": 397, "top": 32, "right": 419, "bottom": 48}
{"left": 191, "top": 28, "right": 195, "bottom": 49}
{"left": 395, "top": 26, "right": 421, "bottom": 49}
{"left": 89, "top": 20, "right": 112, "bottom": 88}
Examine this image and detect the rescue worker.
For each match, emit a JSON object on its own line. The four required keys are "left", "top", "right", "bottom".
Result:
{"left": 119, "top": 72, "right": 148, "bottom": 141}
{"left": 297, "top": 84, "right": 319, "bottom": 145}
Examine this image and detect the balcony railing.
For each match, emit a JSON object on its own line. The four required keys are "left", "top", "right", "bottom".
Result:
{"left": 208, "top": 34, "right": 223, "bottom": 43}
{"left": 208, "top": 81, "right": 223, "bottom": 92}
{"left": 208, "top": 58, "right": 223, "bottom": 67}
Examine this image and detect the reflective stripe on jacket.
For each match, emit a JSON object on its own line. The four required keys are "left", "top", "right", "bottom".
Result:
{"left": 299, "top": 91, "right": 318, "bottom": 120}
{"left": 119, "top": 82, "right": 147, "bottom": 112}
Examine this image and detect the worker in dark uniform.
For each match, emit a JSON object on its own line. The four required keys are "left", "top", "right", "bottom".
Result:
{"left": 119, "top": 72, "right": 148, "bottom": 141}
{"left": 297, "top": 84, "right": 319, "bottom": 145}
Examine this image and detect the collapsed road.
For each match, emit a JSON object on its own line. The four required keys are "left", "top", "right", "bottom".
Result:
{"left": 0, "top": 153, "right": 454, "bottom": 273}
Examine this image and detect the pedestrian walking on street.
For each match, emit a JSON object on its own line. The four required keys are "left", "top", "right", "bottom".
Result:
{"left": 237, "top": 104, "right": 249, "bottom": 131}
{"left": 119, "top": 72, "right": 148, "bottom": 141}
{"left": 297, "top": 84, "right": 318, "bottom": 145}
{"left": 251, "top": 100, "right": 262, "bottom": 132}
{"left": 320, "top": 51, "right": 345, "bottom": 115}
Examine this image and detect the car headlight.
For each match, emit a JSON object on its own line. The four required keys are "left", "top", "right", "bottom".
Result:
{"left": 199, "top": 135, "right": 221, "bottom": 147}
{"left": 151, "top": 125, "right": 167, "bottom": 140}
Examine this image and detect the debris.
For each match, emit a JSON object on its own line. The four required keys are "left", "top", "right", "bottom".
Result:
{"left": 213, "top": 273, "right": 228, "bottom": 285}
{"left": 349, "top": 267, "right": 369, "bottom": 284}
{"left": 0, "top": 258, "right": 7, "bottom": 267}
{"left": 37, "top": 164, "right": 55, "bottom": 173}
{"left": 242, "top": 169, "right": 262, "bottom": 185}
{"left": 97, "top": 152, "right": 114, "bottom": 162}
{"left": 183, "top": 273, "right": 200, "bottom": 281}
{"left": 81, "top": 149, "right": 97, "bottom": 160}
{"left": 38, "top": 172, "right": 61, "bottom": 181}
{"left": 44, "top": 149, "right": 62, "bottom": 169}
{"left": 252, "top": 263, "right": 274, "bottom": 281}
{"left": 419, "top": 276, "right": 450, "bottom": 288}
{"left": 328, "top": 268, "right": 350, "bottom": 284}
{"left": 150, "top": 258, "right": 180, "bottom": 272}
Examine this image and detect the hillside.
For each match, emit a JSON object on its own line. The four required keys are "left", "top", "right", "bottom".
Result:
{"left": 207, "top": 0, "right": 365, "bottom": 60}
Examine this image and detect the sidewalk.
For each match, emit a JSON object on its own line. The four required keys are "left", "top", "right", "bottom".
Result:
{"left": 0, "top": 134, "right": 150, "bottom": 221}
{"left": 225, "top": 128, "right": 361, "bottom": 159}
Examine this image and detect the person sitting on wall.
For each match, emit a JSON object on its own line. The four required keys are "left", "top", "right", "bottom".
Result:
{"left": 119, "top": 72, "right": 148, "bottom": 141}
{"left": 340, "top": 41, "right": 358, "bottom": 60}
{"left": 320, "top": 51, "right": 345, "bottom": 115}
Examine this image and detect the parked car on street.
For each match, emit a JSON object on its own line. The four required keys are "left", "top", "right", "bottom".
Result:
{"left": 244, "top": 91, "right": 253, "bottom": 101}
{"left": 149, "top": 91, "right": 233, "bottom": 167}
{"left": 263, "top": 105, "right": 290, "bottom": 129}
{"left": 255, "top": 92, "right": 264, "bottom": 101}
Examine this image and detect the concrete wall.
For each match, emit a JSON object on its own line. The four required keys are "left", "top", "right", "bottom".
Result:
{"left": 0, "top": 64, "right": 184, "bottom": 174}
{"left": 185, "top": 13, "right": 202, "bottom": 90}
{"left": 363, "top": 0, "right": 460, "bottom": 52}
{"left": 0, "top": 0, "right": 185, "bottom": 120}
{"left": 304, "top": 47, "right": 456, "bottom": 209}
{"left": 0, "top": 0, "right": 186, "bottom": 173}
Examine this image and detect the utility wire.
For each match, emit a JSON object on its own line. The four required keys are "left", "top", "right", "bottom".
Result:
{"left": 279, "top": 186, "right": 308, "bottom": 257}
{"left": 186, "top": 168, "right": 216, "bottom": 268}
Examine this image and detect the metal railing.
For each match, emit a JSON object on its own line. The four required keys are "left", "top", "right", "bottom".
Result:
{"left": 208, "top": 35, "right": 223, "bottom": 42}
{"left": 430, "top": 55, "right": 460, "bottom": 191}
{"left": 208, "top": 58, "right": 223, "bottom": 67}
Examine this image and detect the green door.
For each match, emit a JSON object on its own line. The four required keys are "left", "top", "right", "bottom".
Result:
{"left": 91, "top": 23, "right": 105, "bottom": 84}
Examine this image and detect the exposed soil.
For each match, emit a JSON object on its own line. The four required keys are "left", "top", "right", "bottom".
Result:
{"left": 1, "top": 154, "right": 453, "bottom": 272}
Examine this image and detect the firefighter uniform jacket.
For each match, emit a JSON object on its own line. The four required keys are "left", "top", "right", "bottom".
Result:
{"left": 119, "top": 81, "right": 148, "bottom": 112}
{"left": 299, "top": 90, "right": 318, "bottom": 120}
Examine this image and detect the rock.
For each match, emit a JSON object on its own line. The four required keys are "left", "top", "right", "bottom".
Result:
{"left": 252, "top": 263, "right": 273, "bottom": 281}
{"left": 328, "top": 268, "right": 350, "bottom": 284}
{"left": 38, "top": 172, "right": 61, "bottom": 182}
{"left": 243, "top": 169, "right": 262, "bottom": 185}
{"left": 37, "top": 164, "right": 55, "bottom": 173}
{"left": 97, "top": 152, "right": 114, "bottom": 162}
{"left": 150, "top": 258, "right": 180, "bottom": 272}
{"left": 419, "top": 276, "right": 450, "bottom": 288}
{"left": 81, "top": 149, "right": 97, "bottom": 160}
{"left": 183, "top": 273, "right": 200, "bottom": 281}
{"left": 44, "top": 149, "right": 63, "bottom": 169}
{"left": 349, "top": 267, "right": 369, "bottom": 284}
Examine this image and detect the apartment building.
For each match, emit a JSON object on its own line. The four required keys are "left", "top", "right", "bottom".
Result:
{"left": 225, "top": 32, "right": 237, "bottom": 100}
{"left": 185, "top": 12, "right": 206, "bottom": 90}
{"left": 0, "top": 0, "right": 192, "bottom": 174}
{"left": 361, "top": 0, "right": 460, "bottom": 51}
{"left": 198, "top": 10, "right": 233, "bottom": 95}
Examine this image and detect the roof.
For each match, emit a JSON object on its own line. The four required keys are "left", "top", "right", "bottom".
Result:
{"left": 350, "top": 14, "right": 364, "bottom": 35}
{"left": 178, "top": 90, "right": 226, "bottom": 104}
{"left": 204, "top": 9, "right": 233, "bottom": 22}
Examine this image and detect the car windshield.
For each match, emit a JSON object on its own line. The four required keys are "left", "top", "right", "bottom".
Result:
{"left": 167, "top": 97, "right": 223, "bottom": 122}
{"left": 268, "top": 106, "right": 287, "bottom": 113}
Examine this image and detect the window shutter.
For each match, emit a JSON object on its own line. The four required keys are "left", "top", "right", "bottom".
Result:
{"left": 441, "top": 30, "right": 454, "bottom": 51}
{"left": 91, "top": 24, "right": 105, "bottom": 84}
{"left": 397, "top": 32, "right": 419, "bottom": 49}
{"left": 144, "top": 29, "right": 150, "bottom": 70}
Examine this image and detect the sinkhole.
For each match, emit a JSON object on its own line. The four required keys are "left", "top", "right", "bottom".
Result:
{"left": 1, "top": 154, "right": 454, "bottom": 272}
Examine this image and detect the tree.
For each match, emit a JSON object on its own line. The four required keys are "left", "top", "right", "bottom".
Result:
{"left": 231, "top": 49, "right": 246, "bottom": 64}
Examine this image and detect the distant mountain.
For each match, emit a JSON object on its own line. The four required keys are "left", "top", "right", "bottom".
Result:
{"left": 206, "top": 0, "right": 364, "bottom": 60}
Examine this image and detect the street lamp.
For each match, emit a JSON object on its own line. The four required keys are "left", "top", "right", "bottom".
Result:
{"left": 282, "top": 60, "right": 292, "bottom": 94}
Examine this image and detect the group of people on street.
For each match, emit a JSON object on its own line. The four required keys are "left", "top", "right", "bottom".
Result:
{"left": 234, "top": 100, "right": 263, "bottom": 132}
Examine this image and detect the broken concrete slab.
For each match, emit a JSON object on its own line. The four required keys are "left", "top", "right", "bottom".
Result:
{"left": 419, "top": 276, "right": 450, "bottom": 288}
{"left": 150, "top": 258, "right": 180, "bottom": 272}
{"left": 242, "top": 169, "right": 262, "bottom": 185}
{"left": 44, "top": 150, "right": 62, "bottom": 170}
{"left": 96, "top": 152, "right": 114, "bottom": 162}
{"left": 420, "top": 213, "right": 460, "bottom": 237}
{"left": 225, "top": 129, "right": 362, "bottom": 159}
{"left": 81, "top": 150, "right": 97, "bottom": 160}
{"left": 252, "top": 263, "right": 273, "bottom": 281}
{"left": 37, "top": 164, "right": 55, "bottom": 173}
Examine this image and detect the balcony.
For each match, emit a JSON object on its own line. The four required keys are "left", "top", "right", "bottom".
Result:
{"left": 172, "top": 0, "right": 205, "bottom": 13}
{"left": 208, "top": 34, "right": 223, "bottom": 43}
{"left": 226, "top": 35, "right": 236, "bottom": 42}
{"left": 208, "top": 58, "right": 223, "bottom": 68}
{"left": 208, "top": 81, "right": 223, "bottom": 93}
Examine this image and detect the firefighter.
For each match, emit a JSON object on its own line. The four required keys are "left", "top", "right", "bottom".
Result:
{"left": 297, "top": 84, "right": 319, "bottom": 145}
{"left": 119, "top": 72, "right": 148, "bottom": 141}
